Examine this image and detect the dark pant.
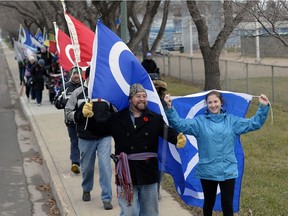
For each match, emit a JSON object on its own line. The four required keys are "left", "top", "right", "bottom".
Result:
{"left": 67, "top": 124, "right": 80, "bottom": 165}
{"left": 34, "top": 89, "right": 43, "bottom": 104}
{"left": 200, "top": 178, "right": 235, "bottom": 216}
{"left": 19, "top": 68, "right": 25, "bottom": 85}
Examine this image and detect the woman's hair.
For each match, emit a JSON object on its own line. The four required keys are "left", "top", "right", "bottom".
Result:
{"left": 206, "top": 90, "right": 224, "bottom": 104}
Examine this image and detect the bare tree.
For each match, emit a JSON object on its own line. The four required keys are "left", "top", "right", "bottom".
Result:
{"left": 253, "top": 0, "right": 288, "bottom": 47}
{"left": 127, "top": 1, "right": 161, "bottom": 53}
{"left": 187, "top": 0, "right": 258, "bottom": 90}
{"left": 128, "top": 0, "right": 170, "bottom": 56}
{"left": 149, "top": 0, "right": 170, "bottom": 55}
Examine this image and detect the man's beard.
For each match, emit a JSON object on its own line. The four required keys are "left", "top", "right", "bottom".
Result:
{"left": 134, "top": 102, "right": 147, "bottom": 112}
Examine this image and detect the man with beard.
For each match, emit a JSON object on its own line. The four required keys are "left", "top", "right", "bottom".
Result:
{"left": 82, "top": 83, "right": 187, "bottom": 216}
{"left": 54, "top": 66, "right": 82, "bottom": 174}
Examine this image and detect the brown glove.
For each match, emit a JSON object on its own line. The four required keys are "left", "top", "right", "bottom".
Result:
{"left": 82, "top": 101, "right": 94, "bottom": 118}
{"left": 176, "top": 133, "right": 186, "bottom": 148}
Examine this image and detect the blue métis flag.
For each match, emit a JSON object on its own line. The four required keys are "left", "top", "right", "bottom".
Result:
{"left": 19, "top": 26, "right": 43, "bottom": 51}
{"left": 88, "top": 20, "right": 161, "bottom": 113}
{"left": 171, "top": 91, "right": 253, "bottom": 212}
{"left": 35, "top": 31, "right": 44, "bottom": 44}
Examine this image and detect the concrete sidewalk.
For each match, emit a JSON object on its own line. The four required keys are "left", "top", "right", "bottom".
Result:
{"left": 2, "top": 42, "right": 192, "bottom": 216}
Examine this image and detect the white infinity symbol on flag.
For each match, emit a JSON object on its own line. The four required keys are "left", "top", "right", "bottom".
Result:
{"left": 109, "top": 41, "right": 159, "bottom": 105}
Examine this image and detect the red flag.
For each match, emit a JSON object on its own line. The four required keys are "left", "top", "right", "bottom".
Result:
{"left": 55, "top": 28, "right": 75, "bottom": 71}
{"left": 49, "top": 41, "right": 57, "bottom": 55}
{"left": 64, "top": 12, "right": 95, "bottom": 66}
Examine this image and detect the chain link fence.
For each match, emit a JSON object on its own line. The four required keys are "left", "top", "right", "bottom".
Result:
{"left": 152, "top": 53, "right": 288, "bottom": 105}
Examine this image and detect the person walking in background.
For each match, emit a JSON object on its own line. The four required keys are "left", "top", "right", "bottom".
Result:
{"left": 18, "top": 59, "right": 25, "bottom": 86}
{"left": 40, "top": 46, "right": 53, "bottom": 71}
{"left": 164, "top": 90, "right": 270, "bottom": 216}
{"left": 30, "top": 58, "right": 50, "bottom": 106}
{"left": 141, "top": 52, "right": 159, "bottom": 74}
{"left": 65, "top": 69, "right": 115, "bottom": 210}
{"left": 82, "top": 83, "right": 187, "bottom": 216}
{"left": 24, "top": 56, "right": 36, "bottom": 102}
{"left": 54, "top": 66, "right": 82, "bottom": 174}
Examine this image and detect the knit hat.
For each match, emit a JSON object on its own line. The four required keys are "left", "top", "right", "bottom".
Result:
{"left": 129, "top": 83, "right": 146, "bottom": 99}
{"left": 38, "top": 59, "right": 45, "bottom": 66}
{"left": 85, "top": 66, "right": 90, "bottom": 79}
{"left": 70, "top": 66, "right": 82, "bottom": 74}
{"left": 146, "top": 52, "right": 152, "bottom": 57}
{"left": 153, "top": 80, "right": 167, "bottom": 91}
{"left": 28, "top": 56, "right": 35, "bottom": 61}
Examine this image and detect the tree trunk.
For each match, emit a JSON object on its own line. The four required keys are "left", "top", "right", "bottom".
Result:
{"left": 202, "top": 51, "right": 221, "bottom": 90}
{"left": 187, "top": 0, "right": 257, "bottom": 91}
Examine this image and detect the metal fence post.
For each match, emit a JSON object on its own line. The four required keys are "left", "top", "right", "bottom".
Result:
{"left": 162, "top": 53, "right": 166, "bottom": 75}
{"left": 225, "top": 60, "right": 228, "bottom": 90}
{"left": 246, "top": 63, "right": 249, "bottom": 93}
{"left": 190, "top": 57, "right": 193, "bottom": 84}
{"left": 271, "top": 65, "right": 275, "bottom": 105}
{"left": 168, "top": 54, "right": 171, "bottom": 76}
{"left": 178, "top": 56, "right": 181, "bottom": 80}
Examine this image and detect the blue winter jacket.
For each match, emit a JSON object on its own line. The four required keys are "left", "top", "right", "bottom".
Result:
{"left": 165, "top": 104, "right": 269, "bottom": 181}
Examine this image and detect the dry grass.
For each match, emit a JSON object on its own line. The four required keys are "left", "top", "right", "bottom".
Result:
{"left": 161, "top": 76, "right": 288, "bottom": 215}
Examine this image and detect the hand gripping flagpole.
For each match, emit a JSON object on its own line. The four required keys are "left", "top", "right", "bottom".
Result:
{"left": 61, "top": 0, "right": 87, "bottom": 102}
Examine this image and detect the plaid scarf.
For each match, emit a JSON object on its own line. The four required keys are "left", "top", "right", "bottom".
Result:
{"left": 115, "top": 152, "right": 158, "bottom": 206}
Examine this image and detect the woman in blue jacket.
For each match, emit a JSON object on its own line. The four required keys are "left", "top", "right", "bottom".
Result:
{"left": 164, "top": 90, "right": 270, "bottom": 216}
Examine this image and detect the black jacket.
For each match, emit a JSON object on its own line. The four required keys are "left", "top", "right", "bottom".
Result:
{"left": 88, "top": 108, "right": 179, "bottom": 185}
{"left": 65, "top": 84, "right": 115, "bottom": 140}
{"left": 30, "top": 64, "right": 50, "bottom": 90}
{"left": 54, "top": 80, "right": 82, "bottom": 125}
{"left": 141, "top": 59, "right": 158, "bottom": 74}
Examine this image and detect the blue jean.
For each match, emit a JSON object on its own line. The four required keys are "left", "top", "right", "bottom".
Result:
{"left": 66, "top": 125, "right": 80, "bottom": 165}
{"left": 34, "top": 89, "right": 42, "bottom": 104}
{"left": 118, "top": 183, "right": 159, "bottom": 216}
{"left": 78, "top": 137, "right": 112, "bottom": 202}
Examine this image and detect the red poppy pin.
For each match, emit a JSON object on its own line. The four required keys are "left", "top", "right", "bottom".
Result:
{"left": 143, "top": 117, "right": 148, "bottom": 122}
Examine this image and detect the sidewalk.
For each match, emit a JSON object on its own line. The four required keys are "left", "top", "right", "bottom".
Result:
{"left": 2, "top": 42, "right": 192, "bottom": 216}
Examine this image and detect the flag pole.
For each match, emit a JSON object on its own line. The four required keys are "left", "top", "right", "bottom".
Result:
{"left": 53, "top": 21, "right": 67, "bottom": 98}
{"left": 18, "top": 24, "right": 22, "bottom": 42}
{"left": 35, "top": 28, "right": 40, "bottom": 38}
{"left": 61, "top": 0, "right": 87, "bottom": 101}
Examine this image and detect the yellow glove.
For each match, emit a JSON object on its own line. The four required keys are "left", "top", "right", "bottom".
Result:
{"left": 176, "top": 133, "right": 186, "bottom": 148}
{"left": 82, "top": 101, "right": 94, "bottom": 118}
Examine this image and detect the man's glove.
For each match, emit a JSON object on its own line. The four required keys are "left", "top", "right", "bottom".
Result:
{"left": 176, "top": 133, "right": 186, "bottom": 148}
{"left": 82, "top": 101, "right": 94, "bottom": 118}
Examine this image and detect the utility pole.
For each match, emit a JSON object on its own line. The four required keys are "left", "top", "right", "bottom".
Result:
{"left": 189, "top": 18, "right": 193, "bottom": 56}
{"left": 255, "top": 19, "right": 261, "bottom": 63}
{"left": 120, "top": 1, "right": 128, "bottom": 43}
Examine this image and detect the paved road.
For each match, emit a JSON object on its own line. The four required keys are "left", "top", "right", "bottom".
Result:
{"left": 0, "top": 45, "right": 57, "bottom": 215}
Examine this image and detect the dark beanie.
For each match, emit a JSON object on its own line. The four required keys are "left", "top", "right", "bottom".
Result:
{"left": 85, "top": 66, "right": 90, "bottom": 79}
{"left": 38, "top": 59, "right": 45, "bottom": 66}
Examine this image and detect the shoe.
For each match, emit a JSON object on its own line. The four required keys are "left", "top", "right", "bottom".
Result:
{"left": 82, "top": 191, "right": 91, "bottom": 202}
{"left": 37, "top": 103, "right": 41, "bottom": 106}
{"left": 103, "top": 201, "right": 113, "bottom": 210}
{"left": 71, "top": 164, "right": 80, "bottom": 174}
